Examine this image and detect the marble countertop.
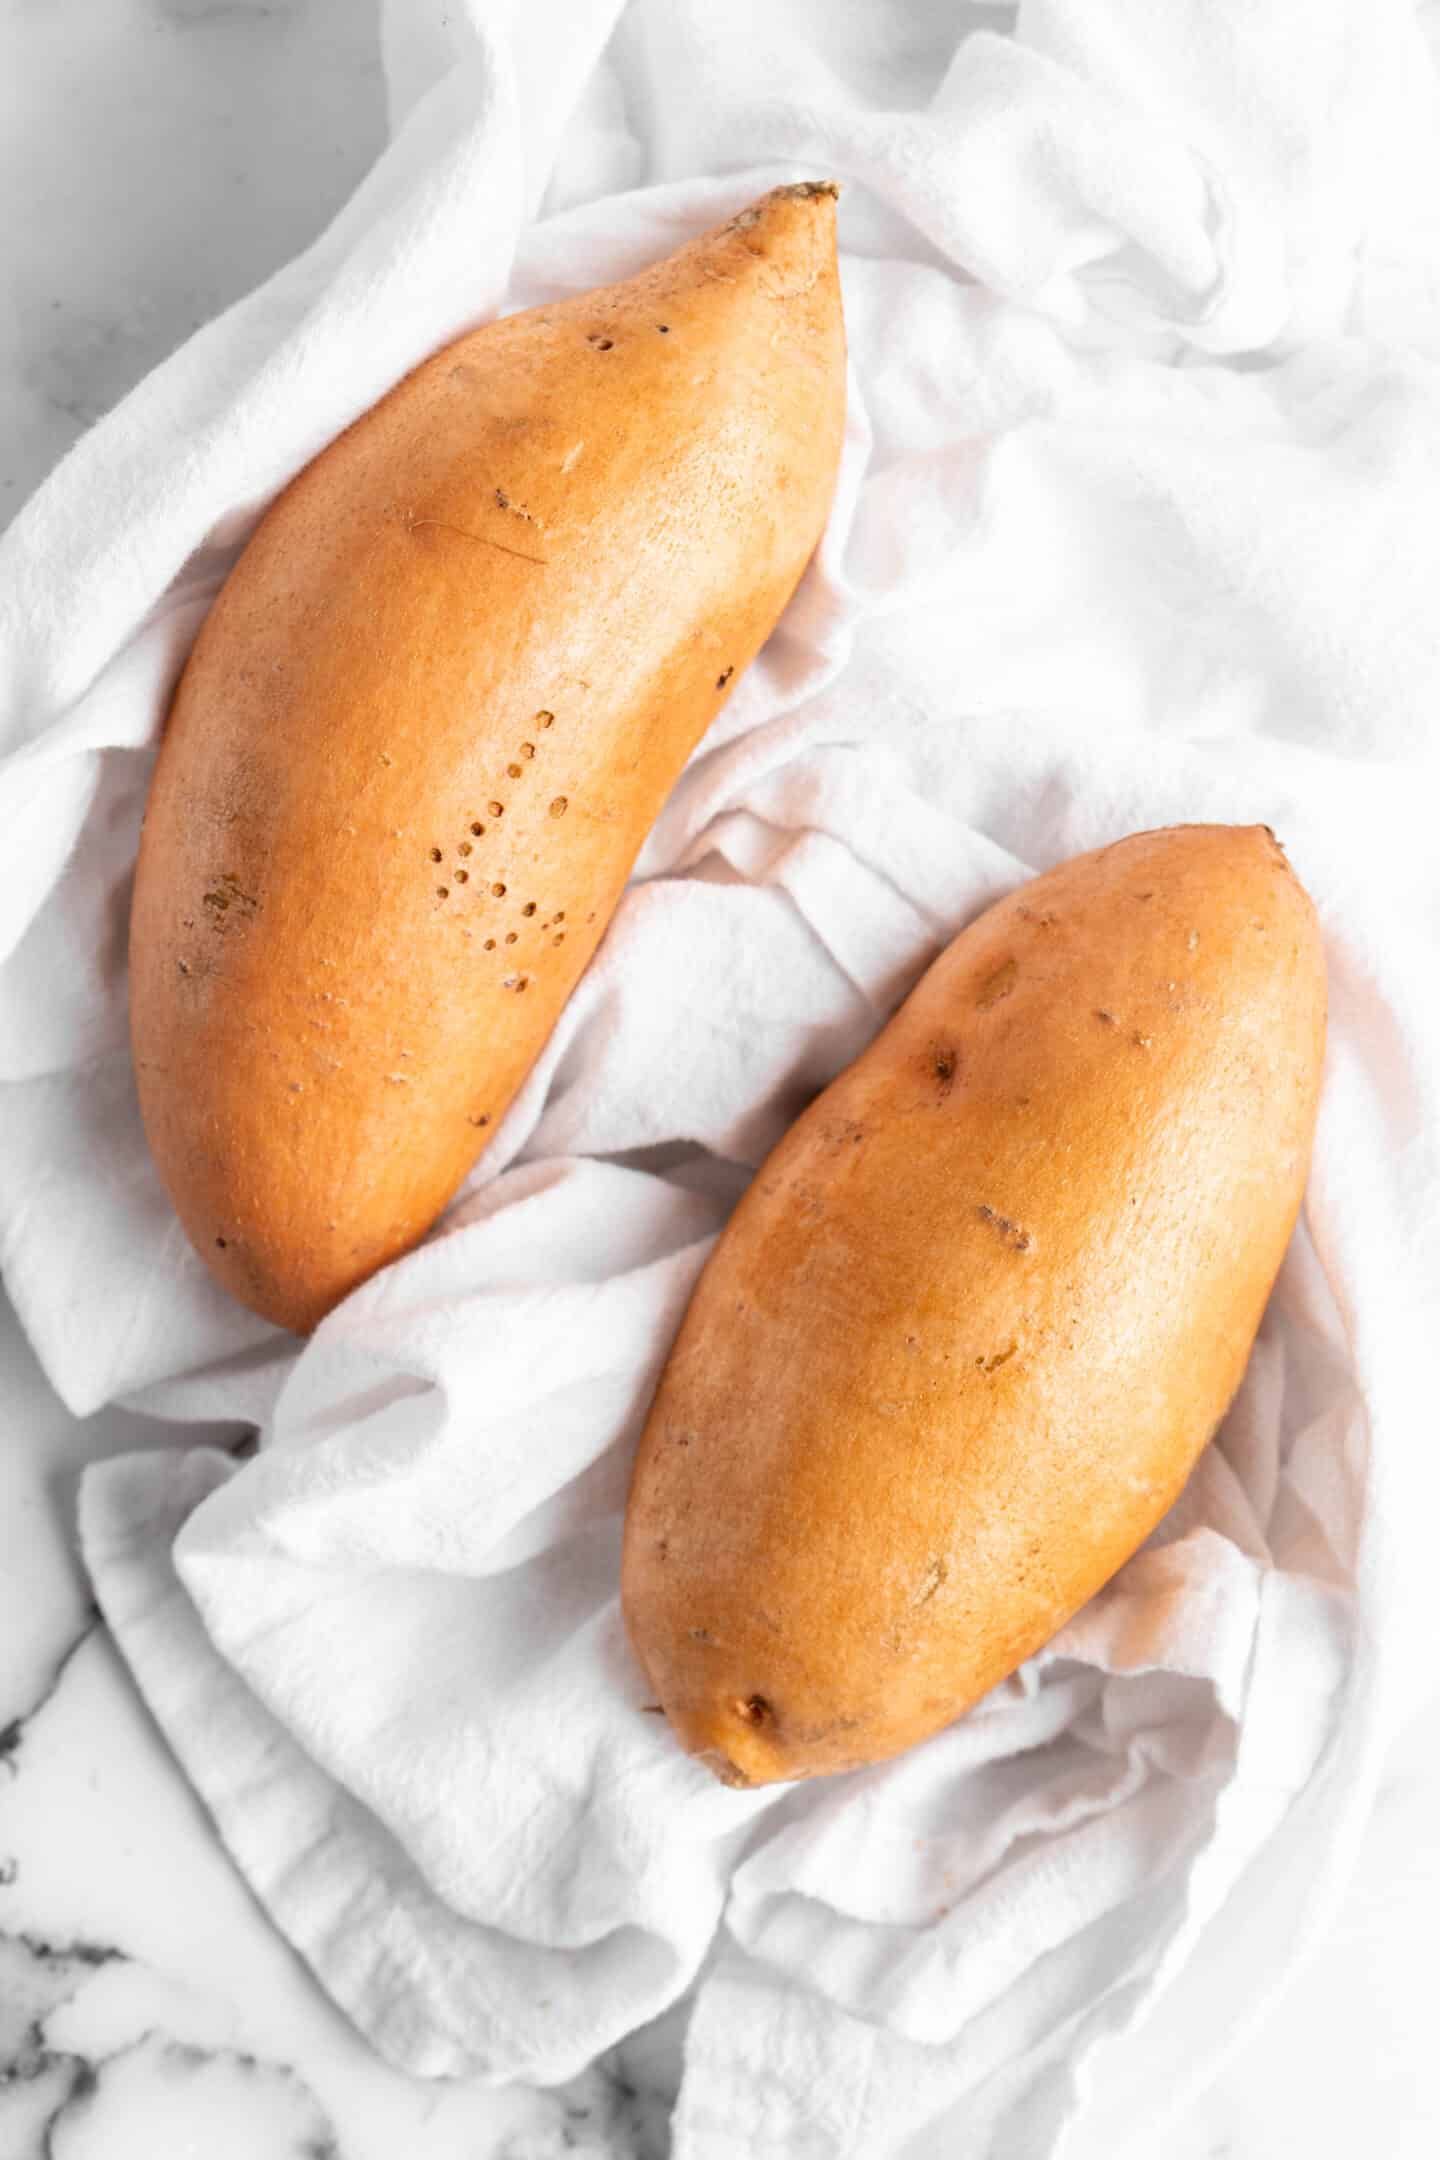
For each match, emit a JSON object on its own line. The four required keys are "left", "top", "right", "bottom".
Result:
{"left": 3, "top": 3, "right": 1440, "bottom": 2155}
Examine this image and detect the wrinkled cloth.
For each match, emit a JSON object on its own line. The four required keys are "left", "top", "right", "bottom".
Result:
{"left": 4, "top": 1, "right": 1440, "bottom": 2152}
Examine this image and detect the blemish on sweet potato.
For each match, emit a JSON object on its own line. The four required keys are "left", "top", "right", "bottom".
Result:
{"left": 931, "top": 1043, "right": 959, "bottom": 1091}
{"left": 201, "top": 872, "right": 258, "bottom": 927}
{"left": 976, "top": 957, "right": 1017, "bottom": 1011}
{"left": 406, "top": 513, "right": 548, "bottom": 568}
{"left": 913, "top": 1556, "right": 949, "bottom": 1606}
{"left": 977, "top": 1203, "right": 1031, "bottom": 1252}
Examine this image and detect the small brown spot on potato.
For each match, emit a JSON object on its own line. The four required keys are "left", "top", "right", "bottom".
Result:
{"left": 505, "top": 931, "right": 518, "bottom": 945}
{"left": 471, "top": 821, "right": 485, "bottom": 837}
{"left": 549, "top": 796, "right": 569, "bottom": 817}
{"left": 215, "top": 1236, "right": 227, "bottom": 1249}
{"left": 507, "top": 763, "right": 522, "bottom": 779}
{"left": 977, "top": 1203, "right": 1031, "bottom": 1252}
{"left": 716, "top": 667, "right": 734, "bottom": 689}
{"left": 976, "top": 956, "right": 1018, "bottom": 1010}
{"left": 1094, "top": 1008, "right": 1117, "bottom": 1027}
{"left": 537, "top": 710, "right": 554, "bottom": 728}
{"left": 436, "top": 886, "right": 449, "bottom": 899}
{"left": 520, "top": 743, "right": 535, "bottom": 759}
{"left": 489, "top": 801, "right": 504, "bottom": 817}
{"left": 913, "top": 1556, "right": 949, "bottom": 1605}
{"left": 735, "top": 1694, "right": 772, "bottom": 1726}
{"left": 491, "top": 882, "right": 507, "bottom": 897}
{"left": 455, "top": 869, "right": 469, "bottom": 883}
{"left": 826, "top": 1117, "right": 866, "bottom": 1149}
{"left": 931, "top": 1043, "right": 959, "bottom": 1090}
{"left": 429, "top": 847, "right": 442, "bottom": 862}
{"left": 522, "top": 901, "right": 536, "bottom": 917}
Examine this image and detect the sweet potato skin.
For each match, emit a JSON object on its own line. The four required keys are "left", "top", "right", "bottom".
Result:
{"left": 129, "top": 185, "right": 846, "bottom": 1331}
{"left": 622, "top": 825, "right": 1327, "bottom": 1787}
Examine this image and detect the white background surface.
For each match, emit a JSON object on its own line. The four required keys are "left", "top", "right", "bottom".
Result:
{"left": 2, "top": 3, "right": 1439, "bottom": 2154}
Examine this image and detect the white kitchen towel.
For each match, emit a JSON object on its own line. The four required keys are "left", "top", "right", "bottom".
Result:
{"left": 4, "top": 1, "right": 1440, "bottom": 2152}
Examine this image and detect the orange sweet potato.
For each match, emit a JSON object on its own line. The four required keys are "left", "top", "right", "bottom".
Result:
{"left": 622, "top": 825, "right": 1326, "bottom": 1786}
{"left": 129, "top": 184, "right": 846, "bottom": 1330}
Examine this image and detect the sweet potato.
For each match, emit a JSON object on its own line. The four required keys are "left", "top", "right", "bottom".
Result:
{"left": 622, "top": 825, "right": 1326, "bottom": 1786}
{"left": 129, "top": 183, "right": 846, "bottom": 1330}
